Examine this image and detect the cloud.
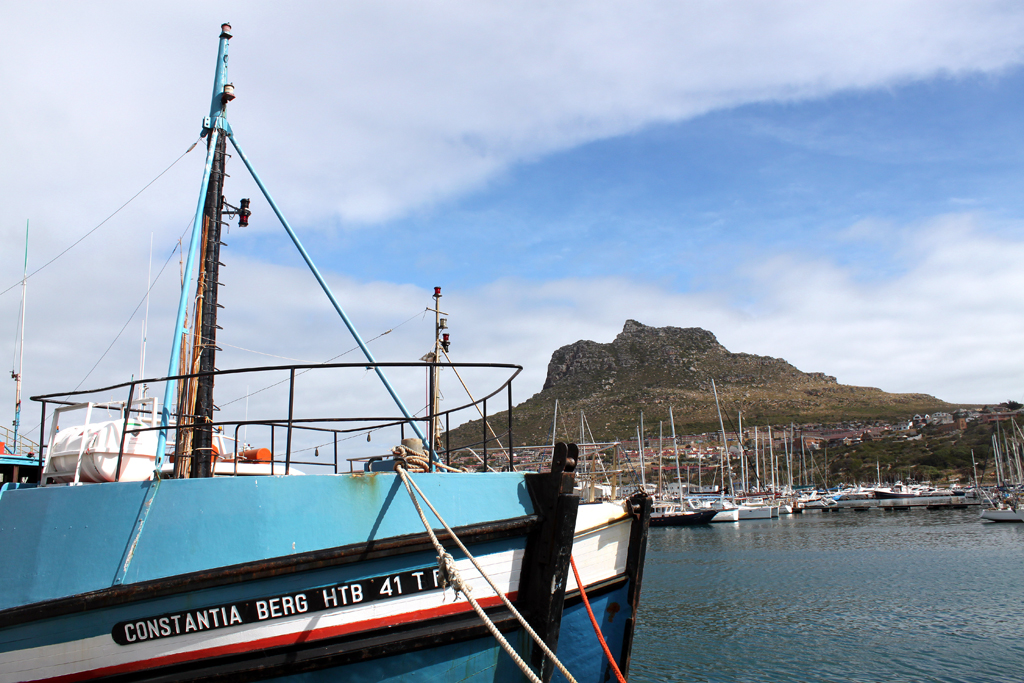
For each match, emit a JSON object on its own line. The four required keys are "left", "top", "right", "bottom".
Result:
{"left": 5, "top": 210, "right": 1019, "bottom": 464}
{"left": 3, "top": 4, "right": 1023, "bottom": 459}
{"left": 443, "top": 214, "right": 1024, "bottom": 407}
{"left": 2, "top": 0, "right": 1024, "bottom": 246}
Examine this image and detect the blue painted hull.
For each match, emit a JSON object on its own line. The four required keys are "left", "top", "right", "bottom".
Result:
{"left": 552, "top": 582, "right": 633, "bottom": 683}
{"left": 553, "top": 499, "right": 650, "bottom": 683}
{"left": 0, "top": 472, "right": 583, "bottom": 682}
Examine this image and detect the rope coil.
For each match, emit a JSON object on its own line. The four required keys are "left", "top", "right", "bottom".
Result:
{"left": 391, "top": 444, "right": 468, "bottom": 473}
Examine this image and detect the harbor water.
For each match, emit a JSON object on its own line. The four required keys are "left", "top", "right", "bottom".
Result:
{"left": 632, "top": 509, "right": 1024, "bottom": 682}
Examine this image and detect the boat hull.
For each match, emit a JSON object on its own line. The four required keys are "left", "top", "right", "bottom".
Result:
{"left": 554, "top": 496, "right": 651, "bottom": 683}
{"left": 737, "top": 506, "right": 773, "bottom": 520}
{"left": 980, "top": 508, "right": 1024, "bottom": 523}
{"left": 649, "top": 509, "right": 717, "bottom": 526}
{"left": 0, "top": 471, "right": 582, "bottom": 683}
{"left": 710, "top": 509, "right": 739, "bottom": 523}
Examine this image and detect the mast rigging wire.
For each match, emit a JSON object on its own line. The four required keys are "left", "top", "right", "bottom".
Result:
{"left": 0, "top": 139, "right": 200, "bottom": 299}
{"left": 70, "top": 227, "right": 190, "bottom": 392}
{"left": 217, "top": 309, "right": 423, "bottom": 409}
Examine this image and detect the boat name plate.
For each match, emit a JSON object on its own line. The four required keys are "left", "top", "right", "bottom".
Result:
{"left": 111, "top": 564, "right": 443, "bottom": 645}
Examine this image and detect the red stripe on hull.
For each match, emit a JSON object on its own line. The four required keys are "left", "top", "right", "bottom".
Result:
{"left": 27, "top": 592, "right": 518, "bottom": 683}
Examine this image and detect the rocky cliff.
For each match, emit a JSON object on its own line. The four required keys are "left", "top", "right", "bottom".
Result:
{"left": 452, "top": 320, "right": 954, "bottom": 446}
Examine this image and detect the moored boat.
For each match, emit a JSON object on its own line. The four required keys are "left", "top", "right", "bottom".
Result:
{"left": 0, "top": 25, "right": 650, "bottom": 683}
{"left": 649, "top": 501, "right": 717, "bottom": 526}
{"left": 980, "top": 508, "right": 1024, "bottom": 522}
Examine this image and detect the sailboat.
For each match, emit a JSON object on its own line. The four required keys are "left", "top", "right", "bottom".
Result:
{"left": 648, "top": 408, "right": 716, "bottom": 526}
{"left": 0, "top": 25, "right": 649, "bottom": 683}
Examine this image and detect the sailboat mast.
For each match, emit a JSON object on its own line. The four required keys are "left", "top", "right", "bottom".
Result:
{"left": 10, "top": 220, "right": 28, "bottom": 456}
{"left": 738, "top": 411, "right": 745, "bottom": 495}
{"left": 658, "top": 421, "right": 663, "bottom": 497}
{"left": 636, "top": 424, "right": 646, "bottom": 490}
{"left": 639, "top": 411, "right": 646, "bottom": 489}
{"left": 670, "top": 406, "right": 681, "bottom": 498}
{"left": 754, "top": 426, "right": 760, "bottom": 491}
{"left": 711, "top": 379, "right": 733, "bottom": 495}
{"left": 139, "top": 233, "right": 153, "bottom": 393}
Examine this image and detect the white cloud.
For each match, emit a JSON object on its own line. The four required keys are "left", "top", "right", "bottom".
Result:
{"left": 3, "top": 3, "right": 1023, "bottom": 458}
{"left": 5, "top": 211, "right": 1019, "bottom": 462}
{"left": 2, "top": 0, "right": 1024, "bottom": 245}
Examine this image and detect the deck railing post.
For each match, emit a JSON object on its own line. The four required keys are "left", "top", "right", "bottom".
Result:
{"left": 507, "top": 381, "right": 513, "bottom": 472}
{"left": 427, "top": 363, "right": 435, "bottom": 471}
{"left": 334, "top": 432, "right": 338, "bottom": 474}
{"left": 38, "top": 401, "right": 47, "bottom": 473}
{"left": 115, "top": 382, "right": 136, "bottom": 482}
{"left": 483, "top": 398, "right": 488, "bottom": 471}
{"left": 233, "top": 424, "right": 242, "bottom": 476}
{"left": 285, "top": 369, "right": 295, "bottom": 475}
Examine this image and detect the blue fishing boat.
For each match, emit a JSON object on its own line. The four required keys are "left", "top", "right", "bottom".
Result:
{"left": 0, "top": 25, "right": 649, "bottom": 683}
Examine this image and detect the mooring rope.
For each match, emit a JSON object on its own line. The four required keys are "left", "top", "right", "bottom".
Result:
{"left": 570, "top": 555, "right": 628, "bottom": 683}
{"left": 394, "top": 464, "right": 579, "bottom": 683}
{"left": 391, "top": 444, "right": 468, "bottom": 472}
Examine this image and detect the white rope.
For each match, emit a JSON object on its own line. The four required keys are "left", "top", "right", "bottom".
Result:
{"left": 391, "top": 445, "right": 468, "bottom": 473}
{"left": 395, "top": 465, "right": 542, "bottom": 683}
{"left": 395, "top": 465, "right": 579, "bottom": 683}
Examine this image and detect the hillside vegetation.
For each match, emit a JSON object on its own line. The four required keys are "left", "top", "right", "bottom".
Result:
{"left": 448, "top": 320, "right": 958, "bottom": 448}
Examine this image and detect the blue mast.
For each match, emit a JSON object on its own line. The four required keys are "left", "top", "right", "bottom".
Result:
{"left": 154, "top": 23, "right": 233, "bottom": 471}
{"left": 155, "top": 24, "right": 428, "bottom": 474}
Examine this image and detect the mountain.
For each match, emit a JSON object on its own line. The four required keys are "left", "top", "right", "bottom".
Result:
{"left": 449, "top": 320, "right": 955, "bottom": 448}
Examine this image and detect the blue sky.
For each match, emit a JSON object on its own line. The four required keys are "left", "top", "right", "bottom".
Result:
{"left": 272, "top": 68, "right": 1024, "bottom": 294}
{"left": 3, "top": 2, "right": 1024, "bottom": 446}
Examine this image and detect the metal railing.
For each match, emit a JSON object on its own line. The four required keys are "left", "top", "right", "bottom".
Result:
{"left": 0, "top": 424, "right": 39, "bottom": 458}
{"left": 31, "top": 361, "right": 522, "bottom": 482}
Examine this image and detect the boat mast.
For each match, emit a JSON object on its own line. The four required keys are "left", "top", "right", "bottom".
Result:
{"left": 658, "top": 420, "right": 663, "bottom": 497}
{"left": 187, "top": 23, "right": 240, "bottom": 478}
{"left": 155, "top": 24, "right": 250, "bottom": 477}
{"left": 635, "top": 425, "right": 646, "bottom": 490}
{"left": 639, "top": 410, "right": 646, "bottom": 490}
{"left": 738, "top": 411, "right": 745, "bottom": 494}
{"left": 428, "top": 286, "right": 448, "bottom": 455}
{"left": 787, "top": 424, "right": 794, "bottom": 492}
{"left": 754, "top": 425, "right": 760, "bottom": 491}
{"left": 139, "top": 233, "right": 153, "bottom": 396}
{"left": 711, "top": 379, "right": 734, "bottom": 496}
{"left": 10, "top": 220, "right": 28, "bottom": 456}
{"left": 670, "top": 406, "right": 681, "bottom": 499}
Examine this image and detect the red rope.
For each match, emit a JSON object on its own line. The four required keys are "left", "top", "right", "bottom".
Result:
{"left": 570, "top": 555, "right": 628, "bottom": 683}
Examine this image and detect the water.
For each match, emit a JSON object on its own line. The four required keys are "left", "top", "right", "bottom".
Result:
{"left": 631, "top": 509, "right": 1024, "bottom": 682}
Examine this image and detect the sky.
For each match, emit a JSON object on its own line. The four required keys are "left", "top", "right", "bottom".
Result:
{"left": 3, "top": 1, "right": 1024, "bottom": 453}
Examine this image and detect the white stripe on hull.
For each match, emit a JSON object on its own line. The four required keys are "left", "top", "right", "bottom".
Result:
{"left": 566, "top": 516, "right": 631, "bottom": 593}
{"left": 1, "top": 549, "right": 521, "bottom": 683}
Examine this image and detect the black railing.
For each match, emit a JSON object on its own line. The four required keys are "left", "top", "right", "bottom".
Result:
{"left": 31, "top": 361, "right": 522, "bottom": 481}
